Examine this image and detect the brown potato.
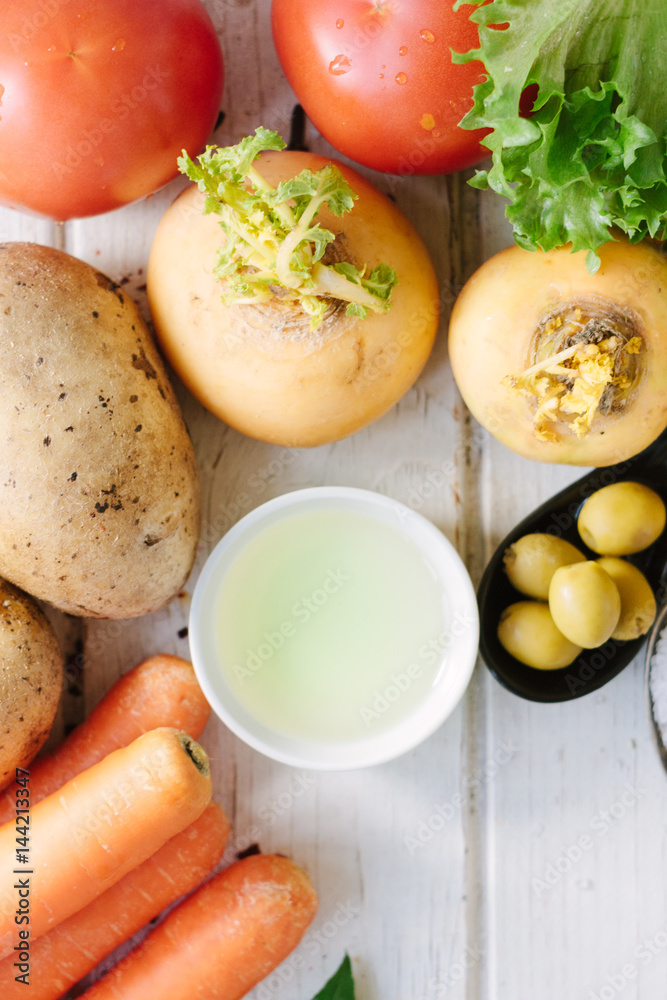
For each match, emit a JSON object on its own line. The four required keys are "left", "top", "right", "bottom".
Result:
{"left": 0, "top": 577, "right": 63, "bottom": 788}
{"left": 0, "top": 243, "right": 200, "bottom": 618}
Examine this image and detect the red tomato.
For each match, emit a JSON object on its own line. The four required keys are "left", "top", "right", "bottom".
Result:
{"left": 0, "top": 0, "right": 224, "bottom": 220}
{"left": 271, "top": 0, "right": 489, "bottom": 176}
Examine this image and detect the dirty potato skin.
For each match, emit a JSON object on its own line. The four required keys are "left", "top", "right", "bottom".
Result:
{"left": 0, "top": 243, "right": 200, "bottom": 618}
{"left": 0, "top": 577, "right": 63, "bottom": 789}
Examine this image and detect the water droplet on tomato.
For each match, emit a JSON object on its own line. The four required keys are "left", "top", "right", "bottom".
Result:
{"left": 329, "top": 54, "right": 351, "bottom": 75}
{"left": 399, "top": 46, "right": 408, "bottom": 56}
{"left": 395, "top": 72, "right": 407, "bottom": 85}
{"left": 336, "top": 18, "right": 344, "bottom": 29}
{"left": 421, "top": 113, "right": 436, "bottom": 131}
{"left": 420, "top": 29, "right": 435, "bottom": 44}
{"left": 112, "top": 38, "right": 126, "bottom": 52}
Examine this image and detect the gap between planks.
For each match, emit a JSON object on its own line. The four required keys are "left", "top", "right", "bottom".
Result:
{"left": 446, "top": 168, "right": 495, "bottom": 1000}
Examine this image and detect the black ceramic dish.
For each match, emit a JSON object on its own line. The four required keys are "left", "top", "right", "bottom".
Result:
{"left": 478, "top": 428, "right": 667, "bottom": 702}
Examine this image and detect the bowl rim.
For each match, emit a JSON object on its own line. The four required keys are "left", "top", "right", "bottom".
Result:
{"left": 189, "top": 485, "right": 479, "bottom": 770}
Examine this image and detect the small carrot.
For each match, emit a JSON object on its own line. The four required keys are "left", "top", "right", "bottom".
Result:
{"left": 0, "top": 653, "right": 210, "bottom": 826}
{"left": 78, "top": 854, "right": 318, "bottom": 1000}
{"left": 0, "top": 800, "right": 229, "bottom": 999}
{"left": 0, "top": 727, "right": 212, "bottom": 960}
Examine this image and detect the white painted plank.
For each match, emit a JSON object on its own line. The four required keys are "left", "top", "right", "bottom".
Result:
{"left": 2, "top": 2, "right": 666, "bottom": 999}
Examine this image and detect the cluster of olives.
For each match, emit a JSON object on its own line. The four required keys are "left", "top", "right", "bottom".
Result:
{"left": 497, "top": 482, "right": 665, "bottom": 670}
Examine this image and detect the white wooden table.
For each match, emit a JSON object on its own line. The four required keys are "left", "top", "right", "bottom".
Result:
{"left": 3, "top": 2, "right": 667, "bottom": 997}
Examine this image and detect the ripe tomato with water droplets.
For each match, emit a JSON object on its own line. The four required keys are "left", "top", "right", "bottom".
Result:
{"left": 0, "top": 0, "right": 223, "bottom": 220}
{"left": 271, "top": 0, "right": 488, "bottom": 175}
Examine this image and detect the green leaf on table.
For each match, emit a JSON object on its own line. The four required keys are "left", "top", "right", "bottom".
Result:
{"left": 311, "top": 954, "right": 356, "bottom": 1000}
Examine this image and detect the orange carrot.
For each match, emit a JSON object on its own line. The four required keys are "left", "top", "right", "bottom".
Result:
{"left": 0, "top": 801, "right": 229, "bottom": 999}
{"left": 0, "top": 727, "right": 212, "bottom": 961}
{"left": 78, "top": 854, "right": 318, "bottom": 1000}
{"left": 0, "top": 653, "right": 210, "bottom": 826}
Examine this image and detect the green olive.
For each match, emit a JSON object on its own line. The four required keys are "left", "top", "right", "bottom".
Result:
{"left": 548, "top": 562, "right": 621, "bottom": 648}
{"left": 497, "top": 601, "right": 582, "bottom": 670}
{"left": 596, "top": 557, "right": 657, "bottom": 640}
{"left": 577, "top": 481, "right": 666, "bottom": 555}
{"left": 503, "top": 533, "right": 586, "bottom": 599}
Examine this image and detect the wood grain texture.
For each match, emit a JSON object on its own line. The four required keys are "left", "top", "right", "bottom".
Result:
{"left": 1, "top": 1, "right": 665, "bottom": 998}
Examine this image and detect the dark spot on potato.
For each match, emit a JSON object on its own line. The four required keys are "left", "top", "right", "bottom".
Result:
{"left": 43, "top": 436, "right": 51, "bottom": 446}
{"left": 129, "top": 394, "right": 138, "bottom": 403}
{"left": 92, "top": 310, "right": 99, "bottom": 318}
{"left": 178, "top": 626, "right": 188, "bottom": 639}
{"left": 58, "top": 392, "right": 67, "bottom": 400}
{"left": 95, "top": 501, "right": 109, "bottom": 514}
{"left": 65, "top": 425, "right": 74, "bottom": 432}
{"left": 101, "top": 485, "right": 117, "bottom": 495}
{"left": 131, "top": 347, "right": 157, "bottom": 380}
{"left": 94, "top": 271, "right": 124, "bottom": 304}
{"left": 37, "top": 357, "right": 43, "bottom": 365}
{"left": 135, "top": 424, "right": 142, "bottom": 432}
{"left": 68, "top": 472, "right": 77, "bottom": 482}
{"left": 144, "top": 534, "right": 161, "bottom": 547}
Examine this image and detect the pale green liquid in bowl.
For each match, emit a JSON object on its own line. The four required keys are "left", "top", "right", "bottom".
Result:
{"left": 215, "top": 508, "right": 450, "bottom": 744}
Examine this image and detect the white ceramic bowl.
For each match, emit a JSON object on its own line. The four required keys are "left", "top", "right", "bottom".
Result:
{"left": 189, "top": 486, "right": 479, "bottom": 770}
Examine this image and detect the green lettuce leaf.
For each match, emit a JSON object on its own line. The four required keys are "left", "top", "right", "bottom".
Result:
{"left": 453, "top": 0, "right": 667, "bottom": 266}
